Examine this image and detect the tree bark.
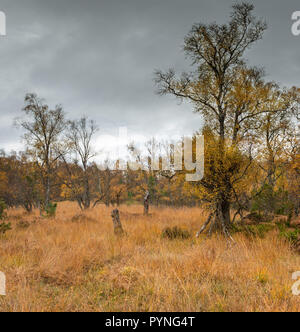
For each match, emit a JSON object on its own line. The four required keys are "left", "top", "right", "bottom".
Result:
{"left": 196, "top": 199, "right": 232, "bottom": 237}
{"left": 83, "top": 173, "right": 91, "bottom": 209}
{"left": 213, "top": 199, "right": 231, "bottom": 230}
{"left": 45, "top": 173, "right": 50, "bottom": 208}
{"left": 111, "top": 209, "right": 124, "bottom": 235}
{"left": 144, "top": 191, "right": 150, "bottom": 215}
{"left": 24, "top": 202, "right": 33, "bottom": 213}
{"left": 220, "top": 199, "right": 231, "bottom": 226}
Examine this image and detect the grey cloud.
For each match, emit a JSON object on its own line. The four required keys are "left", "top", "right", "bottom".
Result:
{"left": 0, "top": 0, "right": 299, "bottom": 152}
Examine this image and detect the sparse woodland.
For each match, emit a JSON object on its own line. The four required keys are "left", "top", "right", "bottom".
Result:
{"left": 1, "top": 3, "right": 299, "bottom": 230}
{"left": 0, "top": 2, "right": 300, "bottom": 312}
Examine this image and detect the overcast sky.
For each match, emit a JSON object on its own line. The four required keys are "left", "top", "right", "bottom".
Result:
{"left": 0, "top": 0, "right": 299, "bottom": 156}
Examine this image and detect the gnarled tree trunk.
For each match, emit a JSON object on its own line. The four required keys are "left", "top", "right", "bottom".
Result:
{"left": 196, "top": 198, "right": 233, "bottom": 240}
{"left": 111, "top": 209, "right": 124, "bottom": 235}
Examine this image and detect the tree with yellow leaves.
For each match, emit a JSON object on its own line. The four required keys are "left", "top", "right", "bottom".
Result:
{"left": 155, "top": 2, "right": 299, "bottom": 235}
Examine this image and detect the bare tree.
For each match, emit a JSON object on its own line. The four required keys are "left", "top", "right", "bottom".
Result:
{"left": 18, "top": 93, "right": 65, "bottom": 209}
{"left": 66, "top": 117, "right": 98, "bottom": 209}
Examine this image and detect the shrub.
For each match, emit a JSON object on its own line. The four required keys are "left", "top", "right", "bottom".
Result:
{"left": 279, "top": 227, "right": 300, "bottom": 244}
{"left": 0, "top": 222, "right": 12, "bottom": 234}
{"left": 276, "top": 223, "right": 286, "bottom": 233}
{"left": 0, "top": 200, "right": 11, "bottom": 235}
{"left": 255, "top": 224, "right": 275, "bottom": 238}
{"left": 274, "top": 222, "right": 300, "bottom": 248}
{"left": 256, "top": 271, "right": 269, "bottom": 285}
{"left": 251, "top": 185, "right": 294, "bottom": 216}
{"left": 17, "top": 220, "right": 30, "bottom": 229}
{"left": 126, "top": 192, "right": 134, "bottom": 206}
{"left": 45, "top": 202, "right": 57, "bottom": 218}
{"left": 242, "top": 211, "right": 272, "bottom": 225}
{"left": 231, "top": 223, "right": 275, "bottom": 239}
{"left": 0, "top": 199, "right": 7, "bottom": 220}
{"left": 162, "top": 226, "right": 191, "bottom": 240}
{"left": 71, "top": 214, "right": 96, "bottom": 223}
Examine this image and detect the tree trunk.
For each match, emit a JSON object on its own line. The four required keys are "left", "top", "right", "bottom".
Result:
{"left": 196, "top": 198, "right": 232, "bottom": 237}
{"left": 116, "top": 194, "right": 120, "bottom": 207}
{"left": 212, "top": 199, "right": 231, "bottom": 230}
{"left": 144, "top": 191, "right": 150, "bottom": 215}
{"left": 111, "top": 209, "right": 124, "bottom": 235}
{"left": 44, "top": 162, "right": 51, "bottom": 209}
{"left": 24, "top": 202, "right": 33, "bottom": 213}
{"left": 45, "top": 175, "right": 50, "bottom": 208}
{"left": 220, "top": 199, "right": 231, "bottom": 226}
{"left": 77, "top": 198, "right": 83, "bottom": 211}
{"left": 214, "top": 124, "right": 231, "bottom": 231}
{"left": 38, "top": 200, "right": 43, "bottom": 216}
{"left": 83, "top": 171, "right": 91, "bottom": 209}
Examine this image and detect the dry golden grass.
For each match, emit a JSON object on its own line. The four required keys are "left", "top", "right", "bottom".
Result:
{"left": 0, "top": 202, "right": 300, "bottom": 312}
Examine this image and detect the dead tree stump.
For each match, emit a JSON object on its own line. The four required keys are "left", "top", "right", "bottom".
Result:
{"left": 144, "top": 191, "right": 150, "bottom": 216}
{"left": 111, "top": 209, "right": 124, "bottom": 235}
